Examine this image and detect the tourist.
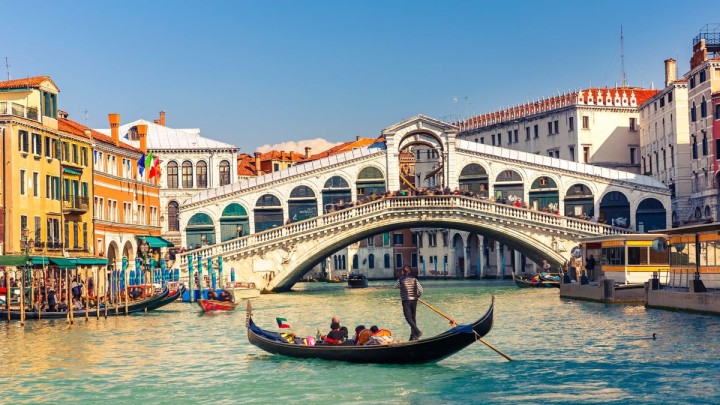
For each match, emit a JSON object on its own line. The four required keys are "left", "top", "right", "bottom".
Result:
{"left": 365, "top": 325, "right": 393, "bottom": 345}
{"left": 47, "top": 288, "right": 57, "bottom": 312}
{"left": 218, "top": 290, "right": 233, "bottom": 302}
{"left": 324, "top": 322, "right": 346, "bottom": 344}
{"left": 542, "top": 260, "right": 552, "bottom": 273}
{"left": 569, "top": 254, "right": 581, "bottom": 281}
{"left": 586, "top": 254, "right": 596, "bottom": 281}
{"left": 395, "top": 265, "right": 423, "bottom": 341}
{"left": 353, "top": 325, "right": 372, "bottom": 345}
{"left": 207, "top": 289, "right": 218, "bottom": 300}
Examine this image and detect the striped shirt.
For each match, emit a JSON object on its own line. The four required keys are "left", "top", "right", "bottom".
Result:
{"left": 395, "top": 275, "right": 423, "bottom": 301}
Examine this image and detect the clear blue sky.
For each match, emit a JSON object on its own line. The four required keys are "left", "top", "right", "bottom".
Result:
{"left": 3, "top": 1, "right": 717, "bottom": 152}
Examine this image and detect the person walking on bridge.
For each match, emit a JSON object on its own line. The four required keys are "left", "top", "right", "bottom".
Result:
{"left": 395, "top": 265, "right": 423, "bottom": 341}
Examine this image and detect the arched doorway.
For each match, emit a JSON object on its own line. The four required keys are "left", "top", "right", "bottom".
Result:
{"left": 322, "top": 176, "right": 351, "bottom": 213}
{"left": 635, "top": 198, "right": 666, "bottom": 232}
{"left": 186, "top": 213, "right": 215, "bottom": 248}
{"left": 493, "top": 170, "right": 524, "bottom": 203}
{"left": 288, "top": 186, "right": 317, "bottom": 222}
{"left": 458, "top": 163, "right": 488, "bottom": 197}
{"left": 600, "top": 191, "right": 630, "bottom": 227}
{"left": 397, "top": 131, "right": 445, "bottom": 190}
{"left": 107, "top": 241, "right": 119, "bottom": 270}
{"left": 356, "top": 166, "right": 386, "bottom": 198}
{"left": 529, "top": 176, "right": 559, "bottom": 211}
{"left": 564, "top": 183, "right": 594, "bottom": 217}
{"left": 452, "top": 233, "right": 464, "bottom": 277}
{"left": 254, "top": 194, "right": 283, "bottom": 231}
{"left": 220, "top": 203, "right": 249, "bottom": 241}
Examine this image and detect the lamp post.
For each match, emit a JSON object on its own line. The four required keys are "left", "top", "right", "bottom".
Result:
{"left": 20, "top": 227, "right": 34, "bottom": 325}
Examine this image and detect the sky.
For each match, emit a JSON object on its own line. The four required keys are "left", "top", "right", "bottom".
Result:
{"left": 3, "top": 1, "right": 718, "bottom": 154}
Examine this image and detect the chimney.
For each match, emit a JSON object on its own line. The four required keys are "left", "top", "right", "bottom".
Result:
{"left": 281, "top": 150, "right": 285, "bottom": 160}
{"left": 304, "top": 147, "right": 312, "bottom": 158}
{"left": 356, "top": 135, "right": 360, "bottom": 141}
{"left": 159, "top": 111, "right": 166, "bottom": 126}
{"left": 108, "top": 113, "right": 120, "bottom": 146}
{"left": 289, "top": 151, "right": 294, "bottom": 160}
{"left": 664, "top": 58, "right": 676, "bottom": 87}
{"left": 137, "top": 124, "right": 148, "bottom": 154}
{"left": 254, "top": 152, "right": 261, "bottom": 173}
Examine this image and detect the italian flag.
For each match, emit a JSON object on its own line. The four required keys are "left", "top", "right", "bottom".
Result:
{"left": 276, "top": 317, "right": 290, "bottom": 329}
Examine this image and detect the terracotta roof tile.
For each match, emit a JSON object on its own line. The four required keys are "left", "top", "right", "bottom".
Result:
{"left": 0, "top": 76, "right": 54, "bottom": 90}
{"left": 59, "top": 118, "right": 141, "bottom": 153}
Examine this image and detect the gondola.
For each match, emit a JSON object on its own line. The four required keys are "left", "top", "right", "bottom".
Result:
{"left": 145, "top": 284, "right": 186, "bottom": 311}
{"left": 512, "top": 272, "right": 560, "bottom": 288}
{"left": 347, "top": 273, "right": 368, "bottom": 288}
{"left": 0, "top": 286, "right": 170, "bottom": 320}
{"left": 245, "top": 298, "right": 494, "bottom": 364}
{"left": 197, "top": 299, "right": 237, "bottom": 312}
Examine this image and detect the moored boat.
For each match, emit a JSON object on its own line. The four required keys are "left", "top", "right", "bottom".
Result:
{"left": 224, "top": 281, "right": 260, "bottom": 300}
{"left": 512, "top": 272, "right": 560, "bottom": 288}
{"left": 245, "top": 298, "right": 495, "bottom": 364}
{"left": 197, "top": 299, "right": 237, "bottom": 312}
{"left": 347, "top": 273, "right": 368, "bottom": 288}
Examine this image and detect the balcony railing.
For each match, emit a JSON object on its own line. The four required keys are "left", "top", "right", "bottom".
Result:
{"left": 62, "top": 195, "right": 89, "bottom": 214}
{"left": 0, "top": 102, "right": 41, "bottom": 122}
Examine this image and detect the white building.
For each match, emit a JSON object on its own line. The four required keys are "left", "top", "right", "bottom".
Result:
{"left": 97, "top": 112, "right": 239, "bottom": 246}
{"left": 639, "top": 59, "right": 692, "bottom": 227}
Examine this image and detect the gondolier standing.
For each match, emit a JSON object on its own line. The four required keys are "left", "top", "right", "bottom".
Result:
{"left": 395, "top": 265, "right": 423, "bottom": 341}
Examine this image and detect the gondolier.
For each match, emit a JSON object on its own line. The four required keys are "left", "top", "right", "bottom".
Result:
{"left": 395, "top": 265, "right": 423, "bottom": 341}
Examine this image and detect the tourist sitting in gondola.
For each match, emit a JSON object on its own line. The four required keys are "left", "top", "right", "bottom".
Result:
{"left": 353, "top": 325, "right": 372, "bottom": 345}
{"left": 322, "top": 322, "right": 347, "bottom": 344}
{"left": 365, "top": 325, "right": 394, "bottom": 345}
{"left": 218, "top": 290, "right": 233, "bottom": 302}
{"left": 207, "top": 289, "right": 218, "bottom": 300}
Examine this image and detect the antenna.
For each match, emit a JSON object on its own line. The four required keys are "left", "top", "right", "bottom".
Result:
{"left": 620, "top": 25, "right": 627, "bottom": 87}
{"left": 84, "top": 109, "right": 89, "bottom": 124}
{"left": 5, "top": 57, "right": 10, "bottom": 81}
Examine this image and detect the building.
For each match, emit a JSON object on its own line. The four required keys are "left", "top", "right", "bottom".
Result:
{"left": 59, "top": 113, "right": 163, "bottom": 272}
{"left": 458, "top": 87, "right": 659, "bottom": 173}
{"left": 97, "top": 113, "right": 239, "bottom": 247}
{"left": 684, "top": 26, "right": 720, "bottom": 222}
{"left": 639, "top": 59, "right": 691, "bottom": 227}
{"left": 0, "top": 76, "right": 98, "bottom": 272}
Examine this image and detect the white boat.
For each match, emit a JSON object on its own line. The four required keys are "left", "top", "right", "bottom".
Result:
{"left": 224, "top": 282, "right": 260, "bottom": 300}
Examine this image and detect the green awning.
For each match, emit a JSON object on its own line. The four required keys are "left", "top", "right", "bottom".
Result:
{"left": 63, "top": 167, "right": 82, "bottom": 175}
{"left": 75, "top": 258, "right": 108, "bottom": 265}
{"left": 49, "top": 257, "right": 76, "bottom": 269}
{"left": 0, "top": 255, "right": 29, "bottom": 266}
{"left": 140, "top": 236, "right": 174, "bottom": 248}
{"left": 31, "top": 257, "right": 50, "bottom": 265}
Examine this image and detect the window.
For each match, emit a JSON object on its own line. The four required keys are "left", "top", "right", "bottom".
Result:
{"left": 525, "top": 127, "right": 531, "bottom": 140}
{"left": 395, "top": 253, "right": 403, "bottom": 269}
{"left": 582, "top": 116, "right": 590, "bottom": 129}
{"left": 554, "top": 120, "right": 559, "bottom": 134}
{"left": 702, "top": 131, "right": 708, "bottom": 156}
{"left": 497, "top": 133, "right": 501, "bottom": 146}
{"left": 691, "top": 102, "right": 697, "bottom": 122}
{"left": 20, "top": 170, "right": 26, "bottom": 195}
{"left": 44, "top": 137, "right": 51, "bottom": 157}
{"left": 690, "top": 76, "right": 695, "bottom": 89}
{"left": 569, "top": 146, "right": 575, "bottom": 161}
{"left": 568, "top": 116, "right": 574, "bottom": 131}
{"left": 660, "top": 97, "right": 665, "bottom": 108}
{"left": 168, "top": 201, "right": 179, "bottom": 231}
{"left": 368, "top": 254, "right": 375, "bottom": 269}
{"left": 167, "top": 161, "right": 179, "bottom": 188}
{"left": 716, "top": 104, "right": 720, "bottom": 120}
{"left": 62, "top": 141, "right": 69, "bottom": 161}
{"left": 480, "top": 137, "right": 484, "bottom": 144}
{"left": 219, "top": 160, "right": 231, "bottom": 186}
{"left": 548, "top": 121, "right": 553, "bottom": 135}
{"left": 700, "top": 69, "right": 706, "bottom": 83}
{"left": 83, "top": 223, "right": 88, "bottom": 250}
{"left": 663, "top": 149, "right": 667, "bottom": 170}
{"left": 629, "top": 148, "right": 636, "bottom": 165}
{"left": 393, "top": 233, "right": 404, "bottom": 245}
{"left": 534, "top": 125, "right": 539, "bottom": 138}
{"left": 81, "top": 147, "right": 88, "bottom": 166}
{"left": 491, "top": 134, "right": 495, "bottom": 146}
{"left": 196, "top": 161, "right": 208, "bottom": 188}
{"left": 507, "top": 131, "right": 512, "bottom": 144}
{"left": 64, "top": 220, "right": 69, "bottom": 248}
{"left": 428, "top": 232, "right": 437, "bottom": 247}
{"left": 583, "top": 146, "right": 590, "bottom": 163}
{"left": 20, "top": 215, "right": 28, "bottom": 234}
{"left": 668, "top": 91, "right": 673, "bottom": 103}
{"left": 513, "top": 129, "right": 518, "bottom": 143}
{"left": 629, "top": 118, "right": 637, "bottom": 131}
{"left": 692, "top": 136, "right": 698, "bottom": 159}
{"left": 18, "top": 130, "right": 29, "bottom": 153}
{"left": 33, "top": 172, "right": 39, "bottom": 197}
{"left": 648, "top": 155, "right": 653, "bottom": 174}
{"left": 32, "top": 133, "right": 41, "bottom": 155}
{"left": 367, "top": 236, "right": 375, "bottom": 246}
{"left": 701, "top": 97, "right": 707, "bottom": 118}
{"left": 73, "top": 221, "right": 79, "bottom": 249}
{"left": 34, "top": 216, "right": 41, "bottom": 242}
{"left": 138, "top": 204, "right": 146, "bottom": 225}
{"left": 384, "top": 254, "right": 391, "bottom": 268}
{"left": 72, "top": 144, "right": 78, "bottom": 163}
{"left": 182, "top": 161, "right": 193, "bottom": 188}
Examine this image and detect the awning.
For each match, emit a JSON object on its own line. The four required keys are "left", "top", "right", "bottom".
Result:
{"left": 31, "top": 256, "right": 50, "bottom": 266}
{"left": 49, "top": 257, "right": 76, "bottom": 269}
{"left": 139, "top": 236, "right": 174, "bottom": 248}
{"left": 75, "top": 258, "right": 108, "bottom": 265}
{"left": 0, "top": 255, "right": 29, "bottom": 266}
{"left": 63, "top": 167, "right": 82, "bottom": 175}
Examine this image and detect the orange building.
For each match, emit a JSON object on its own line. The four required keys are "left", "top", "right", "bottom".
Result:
{"left": 58, "top": 113, "right": 165, "bottom": 272}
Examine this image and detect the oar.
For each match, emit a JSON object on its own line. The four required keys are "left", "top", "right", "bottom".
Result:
{"left": 417, "top": 298, "right": 513, "bottom": 362}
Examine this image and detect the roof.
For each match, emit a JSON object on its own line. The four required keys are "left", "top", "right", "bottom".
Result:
{"left": 0, "top": 76, "right": 57, "bottom": 91}
{"left": 96, "top": 119, "right": 238, "bottom": 151}
{"left": 258, "top": 150, "right": 307, "bottom": 162}
{"left": 307, "top": 137, "right": 383, "bottom": 160}
{"left": 237, "top": 153, "right": 259, "bottom": 176}
{"left": 59, "top": 118, "right": 141, "bottom": 152}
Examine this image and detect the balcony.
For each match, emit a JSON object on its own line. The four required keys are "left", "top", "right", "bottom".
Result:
{"left": 63, "top": 195, "right": 89, "bottom": 214}
{"left": 0, "top": 102, "right": 40, "bottom": 121}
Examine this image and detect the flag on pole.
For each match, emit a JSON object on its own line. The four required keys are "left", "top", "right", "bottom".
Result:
{"left": 276, "top": 317, "right": 291, "bottom": 329}
{"left": 138, "top": 153, "right": 146, "bottom": 177}
{"left": 149, "top": 157, "right": 161, "bottom": 179}
{"left": 144, "top": 151, "right": 154, "bottom": 169}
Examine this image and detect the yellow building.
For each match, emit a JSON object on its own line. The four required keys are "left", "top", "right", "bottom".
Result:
{"left": 0, "top": 76, "right": 95, "bottom": 266}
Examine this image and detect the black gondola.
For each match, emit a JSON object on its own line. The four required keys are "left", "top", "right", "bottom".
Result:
{"left": 347, "top": 273, "right": 368, "bottom": 288}
{"left": 145, "top": 285, "right": 186, "bottom": 311}
{"left": 0, "top": 286, "right": 170, "bottom": 320}
{"left": 512, "top": 272, "right": 560, "bottom": 288}
{"left": 246, "top": 298, "right": 494, "bottom": 364}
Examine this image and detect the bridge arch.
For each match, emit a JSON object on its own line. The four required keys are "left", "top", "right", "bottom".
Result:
{"left": 599, "top": 191, "right": 631, "bottom": 228}
{"left": 398, "top": 130, "right": 445, "bottom": 153}
{"left": 458, "top": 163, "right": 489, "bottom": 197}
{"left": 288, "top": 185, "right": 318, "bottom": 223}
{"left": 563, "top": 182, "right": 595, "bottom": 217}
{"left": 220, "top": 203, "right": 249, "bottom": 241}
{"left": 529, "top": 175, "right": 560, "bottom": 211}
{"left": 493, "top": 169, "right": 525, "bottom": 202}
{"left": 186, "top": 212, "right": 215, "bottom": 248}
{"left": 322, "top": 175, "right": 352, "bottom": 212}
{"left": 634, "top": 197, "right": 666, "bottom": 232}
{"left": 356, "top": 166, "right": 386, "bottom": 198}
{"left": 254, "top": 194, "right": 284, "bottom": 232}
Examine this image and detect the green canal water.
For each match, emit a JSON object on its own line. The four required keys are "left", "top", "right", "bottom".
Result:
{"left": 2, "top": 280, "right": 719, "bottom": 404}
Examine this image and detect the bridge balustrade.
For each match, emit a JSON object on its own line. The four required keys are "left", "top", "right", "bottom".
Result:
{"left": 176, "top": 195, "right": 631, "bottom": 269}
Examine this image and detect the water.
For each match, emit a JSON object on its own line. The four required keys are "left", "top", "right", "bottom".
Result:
{"left": 2, "top": 280, "right": 719, "bottom": 404}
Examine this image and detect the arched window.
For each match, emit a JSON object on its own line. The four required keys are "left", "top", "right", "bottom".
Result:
{"left": 384, "top": 254, "right": 391, "bottom": 268}
{"left": 167, "top": 201, "right": 179, "bottom": 231}
{"left": 196, "top": 161, "right": 207, "bottom": 188}
{"left": 219, "top": 160, "right": 231, "bottom": 186}
{"left": 701, "top": 97, "right": 707, "bottom": 118}
{"left": 368, "top": 253, "right": 375, "bottom": 269}
{"left": 182, "top": 161, "right": 193, "bottom": 188}
{"left": 166, "top": 161, "right": 178, "bottom": 188}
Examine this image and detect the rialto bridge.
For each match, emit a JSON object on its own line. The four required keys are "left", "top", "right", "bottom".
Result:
{"left": 176, "top": 115, "right": 670, "bottom": 291}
